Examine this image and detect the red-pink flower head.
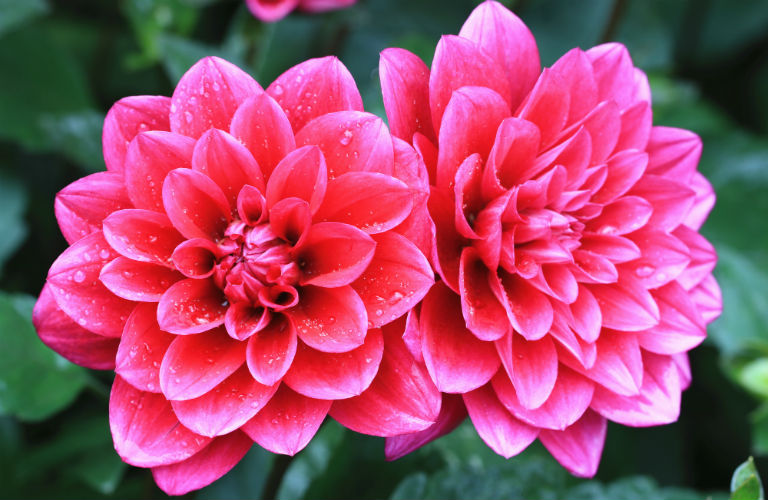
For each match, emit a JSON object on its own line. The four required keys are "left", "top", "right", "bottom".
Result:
{"left": 33, "top": 55, "right": 437, "bottom": 495}
{"left": 379, "top": 0, "right": 721, "bottom": 477}
{"left": 246, "top": 0, "right": 356, "bottom": 23}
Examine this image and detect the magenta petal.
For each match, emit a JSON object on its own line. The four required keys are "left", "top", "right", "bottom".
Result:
{"left": 295, "top": 222, "right": 375, "bottom": 288}
{"left": 646, "top": 126, "right": 702, "bottom": 179}
{"left": 170, "top": 56, "right": 262, "bottom": 139}
{"left": 588, "top": 278, "right": 660, "bottom": 332}
{"left": 421, "top": 283, "right": 500, "bottom": 393}
{"left": 162, "top": 168, "right": 232, "bottom": 241}
{"left": 591, "top": 351, "right": 682, "bottom": 426}
{"left": 269, "top": 197, "right": 312, "bottom": 247}
{"left": 315, "top": 172, "right": 412, "bottom": 234}
{"left": 429, "top": 35, "right": 512, "bottom": 133}
{"left": 464, "top": 384, "right": 538, "bottom": 458}
{"left": 515, "top": 69, "right": 570, "bottom": 148}
{"left": 379, "top": 48, "right": 435, "bottom": 143}
{"left": 496, "top": 332, "right": 558, "bottom": 410}
{"left": 242, "top": 385, "right": 331, "bottom": 455}
{"left": 629, "top": 175, "right": 696, "bottom": 232}
{"left": 172, "top": 238, "right": 219, "bottom": 279}
{"left": 245, "top": 0, "right": 299, "bottom": 22}
{"left": 435, "top": 86, "right": 509, "bottom": 191}
{"left": 230, "top": 93, "right": 296, "bottom": 178}
{"left": 159, "top": 327, "right": 246, "bottom": 400}
{"left": 639, "top": 282, "right": 705, "bottom": 355}
{"left": 351, "top": 232, "right": 434, "bottom": 328}
{"left": 458, "top": 0, "right": 539, "bottom": 111}
{"left": 32, "top": 284, "right": 120, "bottom": 370}
{"left": 616, "top": 101, "right": 652, "bottom": 151}
{"left": 267, "top": 56, "right": 363, "bottom": 132}
{"left": 683, "top": 172, "right": 716, "bottom": 231}
{"left": 577, "top": 331, "right": 644, "bottom": 396}
{"left": 46, "top": 232, "right": 134, "bottom": 337}
{"left": 246, "top": 314, "right": 297, "bottom": 386}
{"left": 124, "top": 131, "right": 195, "bottom": 211}
{"left": 499, "top": 272, "right": 553, "bottom": 341}
{"left": 549, "top": 48, "right": 598, "bottom": 124}
{"left": 627, "top": 229, "right": 691, "bottom": 289}
{"left": 568, "top": 286, "right": 602, "bottom": 343}
{"left": 486, "top": 117, "right": 541, "bottom": 189}
{"left": 266, "top": 145, "right": 327, "bottom": 214}
{"left": 283, "top": 329, "right": 384, "bottom": 400}
{"left": 238, "top": 185, "right": 268, "bottom": 226}
{"left": 103, "top": 95, "right": 171, "bottom": 173}
{"left": 592, "top": 150, "right": 648, "bottom": 204}
{"left": 287, "top": 285, "right": 367, "bottom": 353}
{"left": 103, "top": 209, "right": 185, "bottom": 267}
{"left": 690, "top": 274, "right": 722, "bottom": 325}
{"left": 192, "top": 128, "right": 265, "bottom": 208}
{"left": 673, "top": 225, "right": 716, "bottom": 291}
{"left": 453, "top": 154, "right": 483, "bottom": 239}
{"left": 115, "top": 303, "right": 174, "bottom": 393}
{"left": 172, "top": 365, "right": 278, "bottom": 437}
{"left": 224, "top": 302, "right": 271, "bottom": 341}
{"left": 54, "top": 172, "right": 132, "bottom": 245}
{"left": 588, "top": 195, "right": 653, "bottom": 236}
{"left": 587, "top": 43, "right": 636, "bottom": 109}
{"left": 459, "top": 248, "right": 509, "bottom": 341}
{"left": 295, "top": 111, "right": 394, "bottom": 179}
{"left": 385, "top": 394, "right": 466, "bottom": 460}
{"left": 157, "top": 278, "right": 228, "bottom": 334}
{"left": 110, "top": 375, "right": 211, "bottom": 467}
{"left": 539, "top": 409, "right": 607, "bottom": 478}
{"left": 100, "top": 257, "right": 182, "bottom": 302}
{"left": 152, "top": 431, "right": 253, "bottom": 496}
{"left": 428, "top": 187, "right": 465, "bottom": 291}
{"left": 493, "top": 366, "right": 594, "bottom": 431}
{"left": 329, "top": 323, "right": 441, "bottom": 436}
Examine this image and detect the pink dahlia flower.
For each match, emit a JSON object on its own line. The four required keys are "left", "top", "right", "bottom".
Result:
{"left": 379, "top": 0, "right": 722, "bottom": 477}
{"left": 246, "top": 0, "right": 356, "bottom": 23}
{"left": 33, "top": 55, "right": 437, "bottom": 495}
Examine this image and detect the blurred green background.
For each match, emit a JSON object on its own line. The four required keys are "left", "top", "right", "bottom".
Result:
{"left": 1, "top": 0, "right": 768, "bottom": 498}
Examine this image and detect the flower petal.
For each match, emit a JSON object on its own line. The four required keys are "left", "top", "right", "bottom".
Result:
{"left": 224, "top": 302, "right": 271, "bottom": 341}
{"left": 463, "top": 383, "right": 538, "bottom": 458}
{"left": 100, "top": 257, "right": 183, "bottom": 302}
{"left": 515, "top": 69, "right": 570, "bottom": 148}
{"left": 103, "top": 209, "right": 185, "bottom": 267}
{"left": 588, "top": 278, "right": 660, "bottom": 332}
{"left": 266, "top": 145, "right": 327, "bottom": 214}
{"left": 329, "top": 321, "right": 441, "bottom": 436}
{"left": 115, "top": 302, "right": 174, "bottom": 393}
{"left": 486, "top": 117, "right": 541, "bottom": 190}
{"left": 267, "top": 56, "right": 363, "bottom": 132}
{"left": 103, "top": 95, "right": 171, "bottom": 173}
{"left": 459, "top": 248, "right": 509, "bottom": 341}
{"left": 629, "top": 175, "right": 696, "bottom": 232}
{"left": 287, "top": 285, "right": 367, "bottom": 353}
{"left": 428, "top": 187, "right": 465, "bottom": 291}
{"left": 429, "top": 35, "right": 512, "bottom": 133}
{"left": 315, "top": 172, "right": 412, "bottom": 234}
{"left": 283, "top": 328, "right": 384, "bottom": 400}
{"left": 539, "top": 409, "right": 607, "bottom": 478}
{"left": 192, "top": 128, "right": 265, "bottom": 208}
{"left": 384, "top": 394, "right": 466, "bottom": 460}
{"left": 295, "top": 222, "right": 376, "bottom": 288}
{"left": 159, "top": 327, "right": 246, "bottom": 400}
{"left": 54, "top": 172, "right": 132, "bottom": 245}
{"left": 157, "top": 278, "right": 228, "bottom": 335}
{"left": 172, "top": 365, "right": 278, "bottom": 437}
{"left": 639, "top": 282, "right": 705, "bottom": 355}
{"left": 109, "top": 375, "right": 211, "bottom": 467}
{"left": 245, "top": 0, "right": 299, "bottom": 22}
{"left": 246, "top": 313, "right": 297, "bottom": 386}
{"left": 242, "top": 385, "right": 331, "bottom": 455}
{"left": 351, "top": 232, "right": 434, "bottom": 328}
{"left": 163, "top": 168, "right": 232, "bottom": 241}
{"left": 421, "top": 283, "right": 500, "bottom": 393}
{"left": 458, "top": 0, "right": 539, "bottom": 110}
{"left": 46, "top": 232, "right": 134, "bottom": 337}
{"left": 124, "top": 131, "right": 195, "bottom": 211}
{"left": 549, "top": 48, "right": 598, "bottom": 124}
{"left": 645, "top": 126, "right": 702, "bottom": 180}
{"left": 230, "top": 93, "right": 296, "bottom": 178}
{"left": 32, "top": 284, "right": 119, "bottom": 370}
{"left": 498, "top": 272, "right": 554, "bottom": 341}
{"left": 151, "top": 431, "right": 253, "bottom": 496}
{"left": 295, "top": 111, "right": 394, "bottom": 179}
{"left": 170, "top": 56, "right": 262, "bottom": 139}
{"left": 171, "top": 238, "right": 219, "bottom": 279}
{"left": 493, "top": 366, "right": 594, "bottom": 431}
{"left": 436, "top": 86, "right": 509, "bottom": 190}
{"left": 574, "top": 331, "right": 644, "bottom": 396}
{"left": 379, "top": 48, "right": 435, "bottom": 143}
{"left": 496, "top": 332, "right": 558, "bottom": 410}
{"left": 586, "top": 43, "right": 636, "bottom": 110}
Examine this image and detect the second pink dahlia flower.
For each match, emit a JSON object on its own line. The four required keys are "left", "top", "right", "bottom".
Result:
{"left": 33, "top": 55, "right": 437, "bottom": 494}
{"left": 246, "top": 0, "right": 356, "bottom": 23}
{"left": 379, "top": 0, "right": 722, "bottom": 477}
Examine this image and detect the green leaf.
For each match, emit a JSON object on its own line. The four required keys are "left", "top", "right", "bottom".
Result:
{"left": 40, "top": 110, "right": 106, "bottom": 173}
{"left": 0, "top": 23, "right": 94, "bottom": 150}
{"left": 739, "top": 359, "right": 768, "bottom": 399}
{"left": 0, "top": 174, "right": 28, "bottom": 277}
{"left": 121, "top": 0, "right": 200, "bottom": 66}
{"left": 276, "top": 421, "right": 346, "bottom": 500}
{"left": 0, "top": 293, "right": 87, "bottom": 421}
{"left": 731, "top": 457, "right": 764, "bottom": 500}
{"left": 751, "top": 405, "right": 768, "bottom": 456}
{"left": 158, "top": 33, "right": 249, "bottom": 83}
{"left": 0, "top": 0, "right": 48, "bottom": 37}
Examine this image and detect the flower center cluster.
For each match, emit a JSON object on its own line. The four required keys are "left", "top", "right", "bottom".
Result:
{"left": 214, "top": 219, "right": 300, "bottom": 312}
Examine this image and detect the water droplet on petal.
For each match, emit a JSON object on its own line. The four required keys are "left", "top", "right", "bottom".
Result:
{"left": 73, "top": 270, "right": 86, "bottom": 283}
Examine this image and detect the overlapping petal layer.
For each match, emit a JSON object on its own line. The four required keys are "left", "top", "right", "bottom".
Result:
{"left": 380, "top": 0, "right": 720, "bottom": 478}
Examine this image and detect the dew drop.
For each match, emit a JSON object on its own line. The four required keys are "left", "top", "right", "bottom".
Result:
{"left": 73, "top": 270, "right": 86, "bottom": 283}
{"left": 184, "top": 111, "right": 194, "bottom": 123}
{"left": 634, "top": 265, "right": 654, "bottom": 278}
{"left": 339, "top": 130, "right": 353, "bottom": 146}
{"left": 272, "top": 84, "right": 284, "bottom": 96}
